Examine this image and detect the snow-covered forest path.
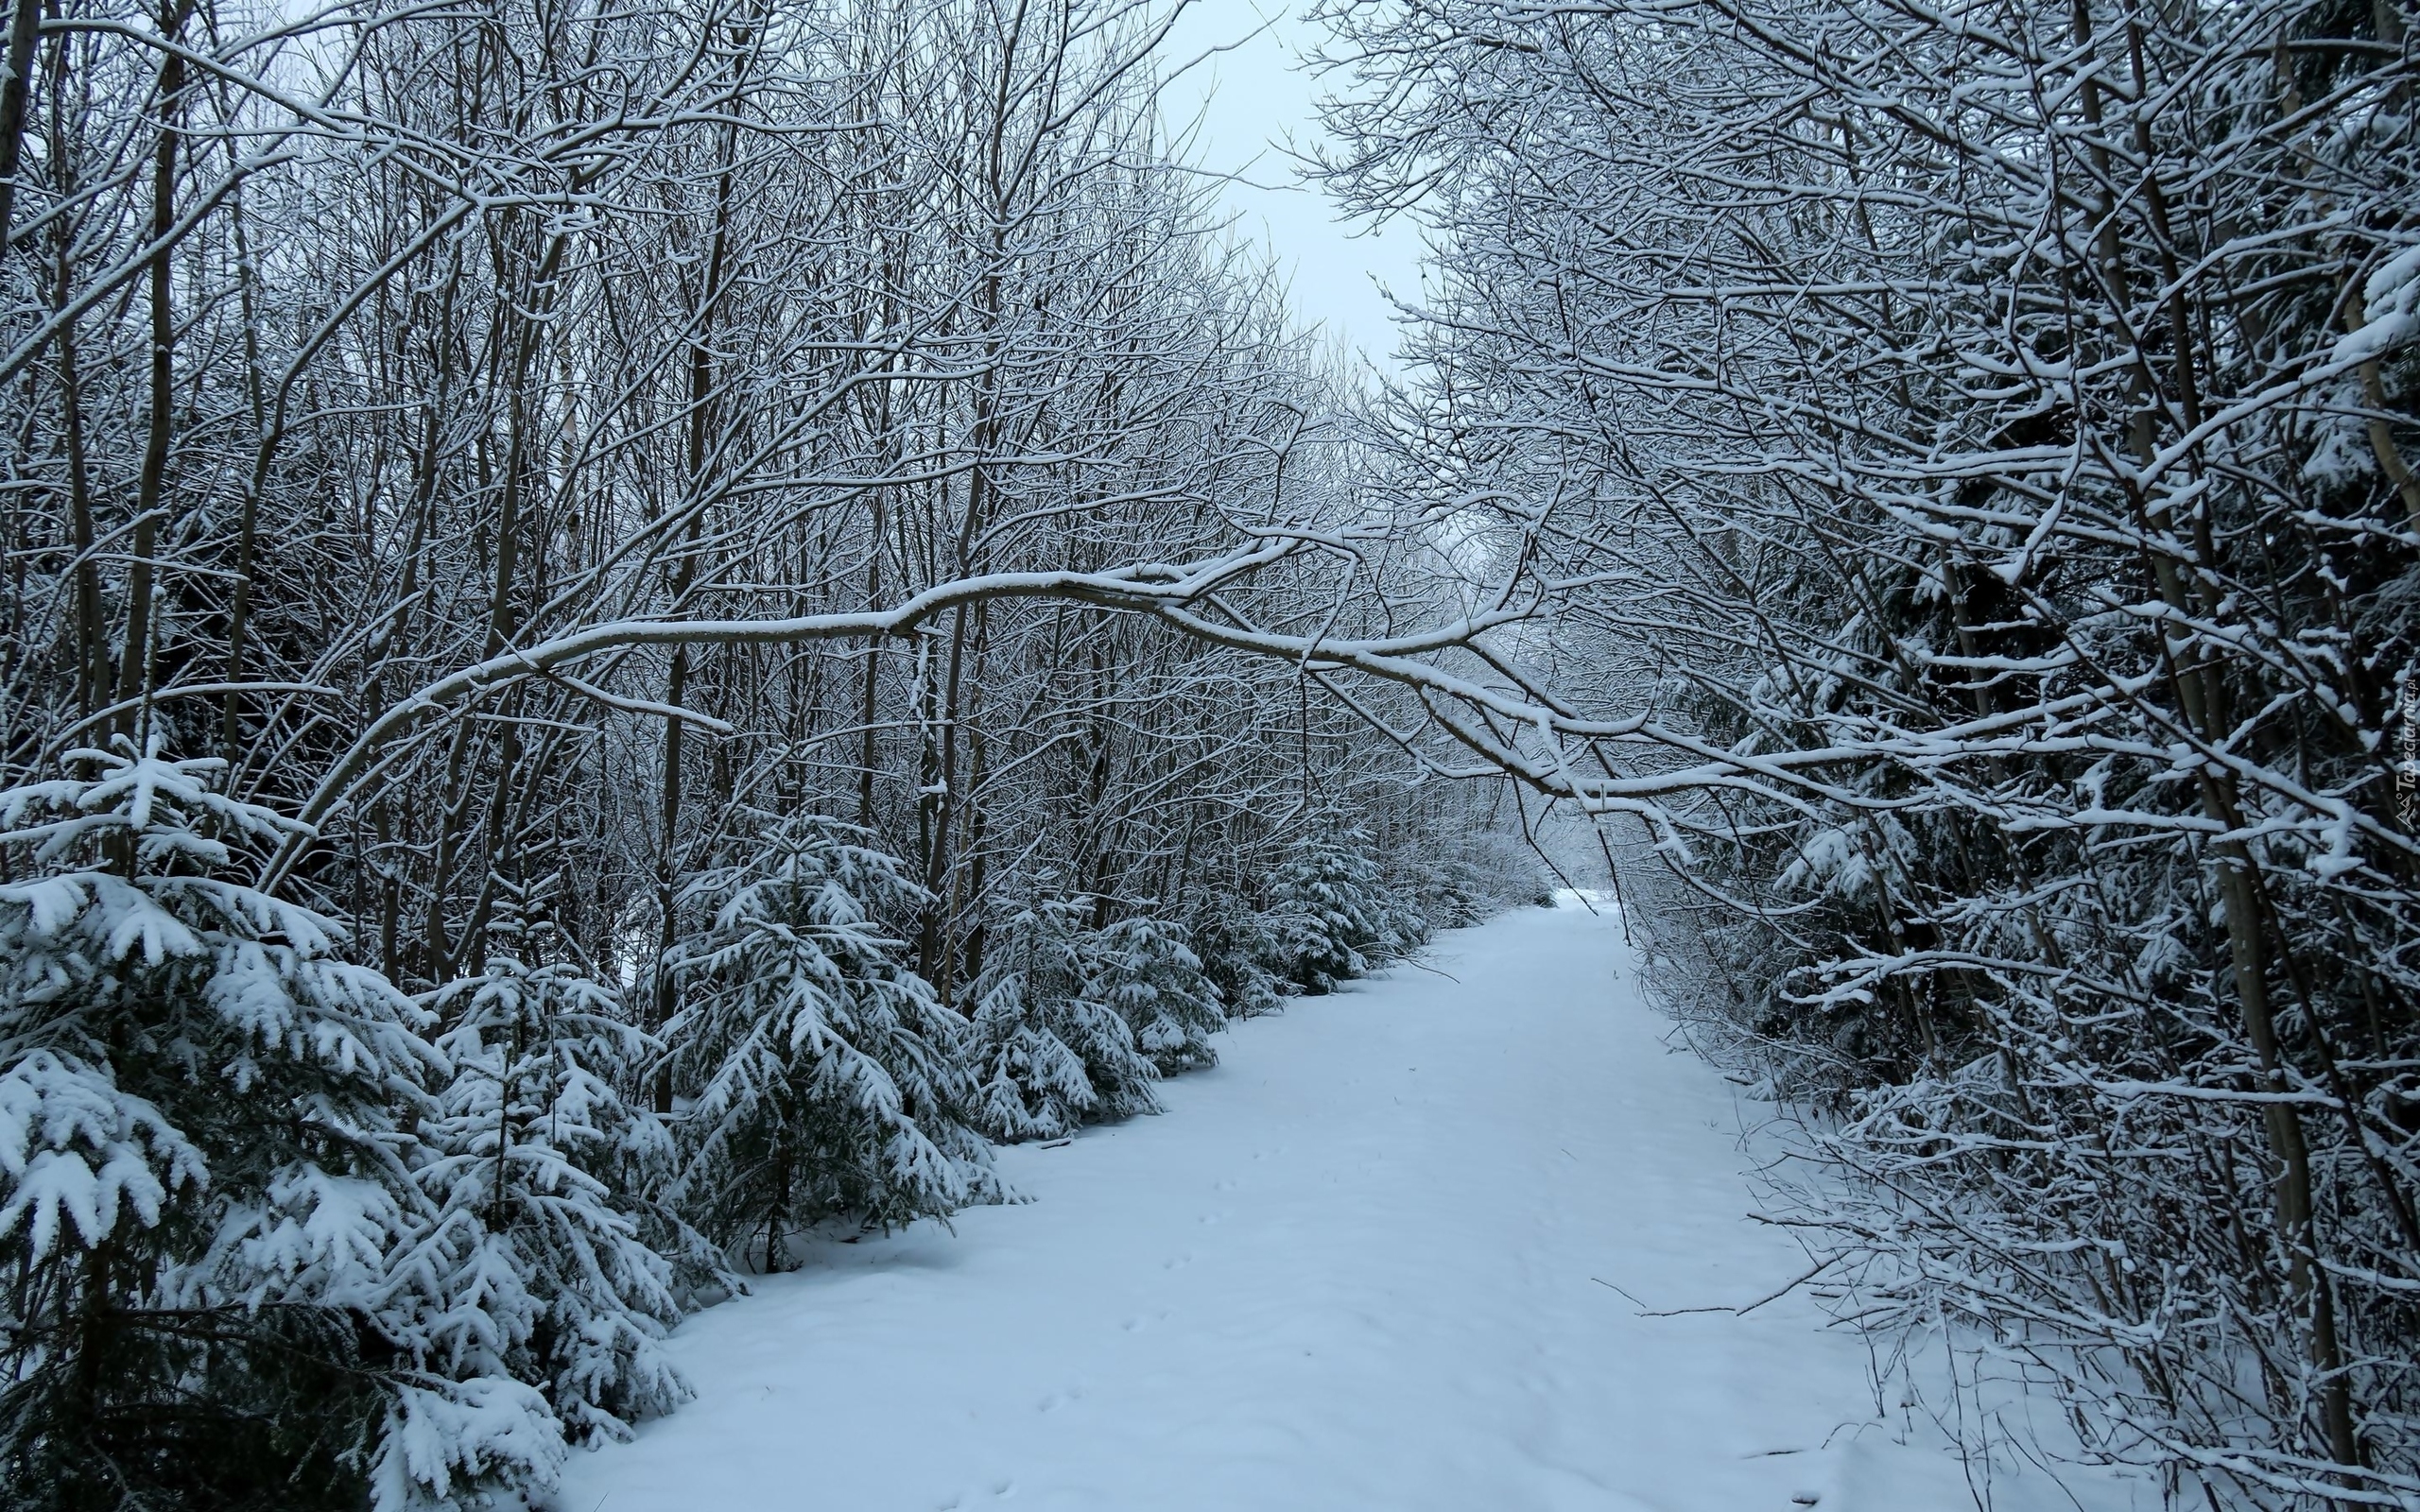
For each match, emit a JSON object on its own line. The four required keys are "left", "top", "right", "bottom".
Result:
{"left": 556, "top": 901, "right": 2135, "bottom": 1512}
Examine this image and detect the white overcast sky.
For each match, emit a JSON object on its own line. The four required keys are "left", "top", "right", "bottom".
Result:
{"left": 1157, "top": 3, "right": 1429, "bottom": 375}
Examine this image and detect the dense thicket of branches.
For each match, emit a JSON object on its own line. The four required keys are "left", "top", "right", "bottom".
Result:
{"left": 26, "top": 0, "right": 2408, "bottom": 1500}
{"left": 1312, "top": 0, "right": 2420, "bottom": 1503}
{"left": 0, "top": 0, "right": 1547, "bottom": 1504}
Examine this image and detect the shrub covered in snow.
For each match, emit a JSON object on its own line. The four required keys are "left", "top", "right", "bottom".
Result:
{"left": 417, "top": 914, "right": 693, "bottom": 1447}
{"left": 1259, "top": 834, "right": 1423, "bottom": 994}
{"left": 1184, "top": 899, "right": 1289, "bottom": 1019}
{"left": 663, "top": 816, "right": 997, "bottom": 1268}
{"left": 1083, "top": 916, "right": 1223, "bottom": 1074}
{"left": 0, "top": 739, "right": 566, "bottom": 1512}
{"left": 967, "top": 900, "right": 1161, "bottom": 1143}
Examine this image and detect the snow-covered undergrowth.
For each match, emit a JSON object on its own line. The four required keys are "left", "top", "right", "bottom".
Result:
{"left": 963, "top": 831, "right": 1447, "bottom": 1146}
{"left": 0, "top": 747, "right": 1475, "bottom": 1508}
{"left": 552, "top": 901, "right": 2153, "bottom": 1512}
{"left": 0, "top": 741, "right": 582, "bottom": 1510}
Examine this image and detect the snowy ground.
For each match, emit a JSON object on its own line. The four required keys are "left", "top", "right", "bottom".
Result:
{"left": 554, "top": 899, "right": 2151, "bottom": 1512}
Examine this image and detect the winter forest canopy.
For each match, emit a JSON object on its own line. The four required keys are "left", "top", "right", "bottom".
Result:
{"left": 0, "top": 0, "right": 2414, "bottom": 1505}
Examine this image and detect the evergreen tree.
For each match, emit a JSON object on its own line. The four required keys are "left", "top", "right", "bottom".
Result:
{"left": 0, "top": 738, "right": 562, "bottom": 1512}
{"left": 664, "top": 816, "right": 997, "bottom": 1269}
{"left": 1260, "top": 836, "right": 1420, "bottom": 994}
{"left": 416, "top": 898, "right": 690, "bottom": 1449}
{"left": 967, "top": 900, "right": 1160, "bottom": 1142}
{"left": 1187, "top": 899, "right": 1289, "bottom": 1019}
{"left": 1084, "top": 917, "right": 1223, "bottom": 1074}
